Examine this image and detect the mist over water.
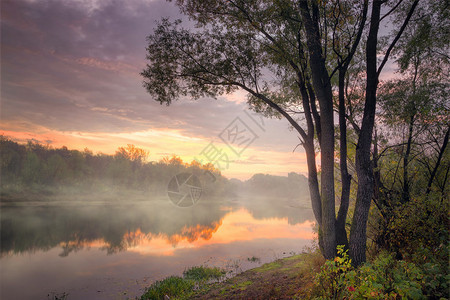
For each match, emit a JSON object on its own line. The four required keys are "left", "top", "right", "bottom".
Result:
{"left": 1, "top": 188, "right": 315, "bottom": 299}
{"left": 0, "top": 137, "right": 314, "bottom": 298}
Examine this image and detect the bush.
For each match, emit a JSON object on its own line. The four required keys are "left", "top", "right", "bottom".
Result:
{"left": 314, "top": 245, "right": 353, "bottom": 299}
{"left": 410, "top": 246, "right": 449, "bottom": 299}
{"left": 313, "top": 248, "right": 425, "bottom": 299}
{"left": 369, "top": 193, "right": 449, "bottom": 298}
{"left": 384, "top": 195, "right": 448, "bottom": 260}
{"left": 348, "top": 252, "right": 424, "bottom": 299}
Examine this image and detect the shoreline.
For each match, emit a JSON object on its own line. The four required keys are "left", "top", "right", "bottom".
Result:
{"left": 140, "top": 251, "right": 324, "bottom": 299}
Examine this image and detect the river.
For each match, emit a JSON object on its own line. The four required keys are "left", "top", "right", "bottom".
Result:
{"left": 0, "top": 196, "right": 315, "bottom": 299}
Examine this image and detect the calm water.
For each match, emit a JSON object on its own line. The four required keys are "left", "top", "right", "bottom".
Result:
{"left": 0, "top": 196, "right": 315, "bottom": 299}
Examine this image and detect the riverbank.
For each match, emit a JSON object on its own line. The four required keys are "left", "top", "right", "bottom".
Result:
{"left": 141, "top": 251, "right": 324, "bottom": 299}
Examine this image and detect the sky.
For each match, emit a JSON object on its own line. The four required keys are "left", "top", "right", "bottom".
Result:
{"left": 1, "top": 0, "right": 310, "bottom": 180}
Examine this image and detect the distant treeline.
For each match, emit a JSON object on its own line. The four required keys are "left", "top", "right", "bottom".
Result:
{"left": 0, "top": 136, "right": 226, "bottom": 198}
{"left": 0, "top": 136, "right": 311, "bottom": 201}
{"left": 235, "top": 173, "right": 310, "bottom": 202}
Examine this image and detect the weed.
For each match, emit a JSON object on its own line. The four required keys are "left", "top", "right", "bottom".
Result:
{"left": 247, "top": 256, "right": 261, "bottom": 263}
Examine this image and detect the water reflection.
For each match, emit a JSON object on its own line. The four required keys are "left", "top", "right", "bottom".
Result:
{"left": 51, "top": 209, "right": 315, "bottom": 258}
{"left": 1, "top": 197, "right": 314, "bottom": 257}
{"left": 0, "top": 196, "right": 315, "bottom": 299}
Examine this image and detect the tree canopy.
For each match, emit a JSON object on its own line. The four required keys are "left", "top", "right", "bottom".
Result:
{"left": 141, "top": 0, "right": 447, "bottom": 266}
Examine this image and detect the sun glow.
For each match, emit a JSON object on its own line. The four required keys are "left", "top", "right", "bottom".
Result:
{"left": 1, "top": 122, "right": 309, "bottom": 180}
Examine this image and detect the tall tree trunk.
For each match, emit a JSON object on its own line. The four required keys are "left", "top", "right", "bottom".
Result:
{"left": 307, "top": 82, "right": 321, "bottom": 145}
{"left": 372, "top": 128, "right": 385, "bottom": 209}
{"left": 300, "top": 0, "right": 336, "bottom": 259}
{"left": 402, "top": 114, "right": 415, "bottom": 203}
{"left": 426, "top": 126, "right": 450, "bottom": 196}
{"left": 349, "top": 0, "right": 418, "bottom": 266}
{"left": 297, "top": 70, "right": 324, "bottom": 252}
{"left": 336, "top": 70, "right": 351, "bottom": 248}
{"left": 304, "top": 142, "right": 324, "bottom": 250}
{"left": 402, "top": 62, "right": 418, "bottom": 203}
{"left": 349, "top": 0, "right": 382, "bottom": 267}
{"left": 335, "top": 1, "right": 367, "bottom": 250}
{"left": 298, "top": 77, "right": 322, "bottom": 226}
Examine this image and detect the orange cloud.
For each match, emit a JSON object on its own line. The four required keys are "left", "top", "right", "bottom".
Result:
{"left": 1, "top": 119, "right": 309, "bottom": 179}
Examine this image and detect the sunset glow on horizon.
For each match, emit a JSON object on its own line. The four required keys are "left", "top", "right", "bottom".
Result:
{"left": 1, "top": 0, "right": 310, "bottom": 180}
{"left": 0, "top": 124, "right": 309, "bottom": 180}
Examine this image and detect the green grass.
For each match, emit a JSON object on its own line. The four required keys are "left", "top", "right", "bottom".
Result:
{"left": 284, "top": 254, "right": 304, "bottom": 261}
{"left": 140, "top": 266, "right": 226, "bottom": 300}
{"left": 231, "top": 280, "right": 253, "bottom": 290}
{"left": 140, "top": 276, "right": 194, "bottom": 300}
{"left": 183, "top": 266, "right": 226, "bottom": 282}
{"left": 252, "top": 261, "right": 282, "bottom": 272}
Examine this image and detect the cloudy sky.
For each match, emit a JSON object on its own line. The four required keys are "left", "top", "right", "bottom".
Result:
{"left": 1, "top": 0, "right": 311, "bottom": 179}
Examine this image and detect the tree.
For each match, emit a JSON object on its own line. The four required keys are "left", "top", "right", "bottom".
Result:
{"left": 141, "top": 0, "right": 420, "bottom": 265}
{"left": 115, "top": 144, "right": 149, "bottom": 164}
{"left": 369, "top": 0, "right": 449, "bottom": 257}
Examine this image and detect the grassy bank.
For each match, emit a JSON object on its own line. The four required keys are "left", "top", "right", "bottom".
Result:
{"left": 140, "top": 251, "right": 324, "bottom": 300}
{"left": 140, "top": 244, "right": 449, "bottom": 299}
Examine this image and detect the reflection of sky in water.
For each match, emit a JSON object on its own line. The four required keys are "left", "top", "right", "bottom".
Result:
{"left": 124, "top": 209, "right": 314, "bottom": 256}
{"left": 0, "top": 204, "right": 315, "bottom": 299}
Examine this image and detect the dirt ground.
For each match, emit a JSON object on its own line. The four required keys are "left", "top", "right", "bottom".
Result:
{"left": 190, "top": 252, "right": 324, "bottom": 299}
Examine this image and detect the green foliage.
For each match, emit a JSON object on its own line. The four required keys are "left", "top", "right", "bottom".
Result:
{"left": 140, "top": 276, "right": 194, "bottom": 300}
{"left": 141, "top": 266, "right": 226, "bottom": 300}
{"left": 416, "top": 253, "right": 450, "bottom": 299}
{"left": 0, "top": 136, "right": 226, "bottom": 198}
{"left": 45, "top": 154, "right": 70, "bottom": 184}
{"left": 372, "top": 193, "right": 450, "bottom": 298}
{"left": 0, "top": 136, "right": 24, "bottom": 182}
{"left": 314, "top": 245, "right": 353, "bottom": 299}
{"left": 21, "top": 152, "right": 42, "bottom": 184}
{"left": 383, "top": 195, "right": 449, "bottom": 259}
{"left": 347, "top": 253, "right": 424, "bottom": 299}
{"left": 141, "top": 18, "right": 250, "bottom": 105}
{"left": 183, "top": 266, "right": 226, "bottom": 282}
{"left": 313, "top": 250, "right": 426, "bottom": 299}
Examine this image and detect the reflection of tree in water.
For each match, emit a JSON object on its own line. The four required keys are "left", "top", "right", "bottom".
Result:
{"left": 241, "top": 197, "right": 314, "bottom": 226}
{"left": 59, "top": 239, "right": 90, "bottom": 257}
{"left": 1, "top": 192, "right": 314, "bottom": 256}
{"left": 166, "top": 222, "right": 222, "bottom": 245}
{"left": 0, "top": 200, "right": 230, "bottom": 256}
{"left": 236, "top": 173, "right": 314, "bottom": 225}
